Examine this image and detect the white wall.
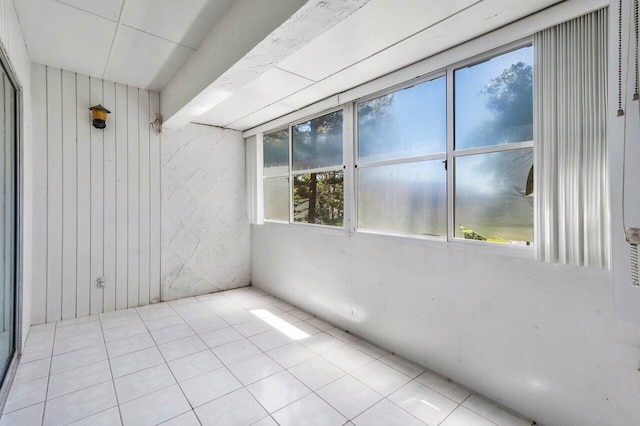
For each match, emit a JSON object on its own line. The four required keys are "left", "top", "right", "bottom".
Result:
{"left": 252, "top": 225, "right": 640, "bottom": 426}
{"left": 30, "top": 64, "right": 161, "bottom": 324}
{"left": 611, "top": 0, "right": 640, "bottom": 323}
{"left": 161, "top": 123, "right": 250, "bottom": 300}
{"left": 0, "top": 0, "right": 32, "bottom": 346}
{"left": 250, "top": 3, "right": 640, "bottom": 426}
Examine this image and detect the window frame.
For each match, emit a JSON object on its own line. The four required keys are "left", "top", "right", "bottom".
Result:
{"left": 260, "top": 37, "right": 535, "bottom": 253}
{"left": 354, "top": 70, "right": 448, "bottom": 240}
{"left": 262, "top": 106, "right": 351, "bottom": 231}
{"left": 262, "top": 125, "right": 290, "bottom": 223}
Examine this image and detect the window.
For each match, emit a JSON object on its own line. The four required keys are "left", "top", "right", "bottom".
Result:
{"left": 261, "top": 44, "right": 533, "bottom": 245}
{"left": 356, "top": 76, "right": 447, "bottom": 237}
{"left": 262, "top": 110, "right": 345, "bottom": 227}
{"left": 452, "top": 46, "right": 533, "bottom": 244}
{"left": 263, "top": 129, "right": 289, "bottom": 221}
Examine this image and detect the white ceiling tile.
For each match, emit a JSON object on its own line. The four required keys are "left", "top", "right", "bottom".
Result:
{"left": 225, "top": 103, "right": 296, "bottom": 131}
{"left": 103, "top": 25, "right": 195, "bottom": 91}
{"left": 120, "top": 0, "right": 235, "bottom": 49}
{"left": 277, "top": 0, "right": 477, "bottom": 82}
{"left": 56, "top": 0, "right": 124, "bottom": 21}
{"left": 197, "top": 67, "right": 314, "bottom": 127}
{"left": 14, "top": 0, "right": 117, "bottom": 78}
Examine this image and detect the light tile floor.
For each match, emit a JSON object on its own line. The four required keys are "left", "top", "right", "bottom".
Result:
{"left": 0, "top": 286, "right": 533, "bottom": 426}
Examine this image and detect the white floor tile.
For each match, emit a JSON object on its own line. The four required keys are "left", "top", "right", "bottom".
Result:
{"left": 349, "top": 339, "right": 389, "bottom": 359}
{"left": 13, "top": 358, "right": 50, "bottom": 385}
{"left": 219, "top": 310, "right": 259, "bottom": 326}
{"left": 187, "top": 317, "right": 230, "bottom": 335}
{"left": 272, "top": 393, "right": 345, "bottom": 426}
{"left": 43, "top": 381, "right": 117, "bottom": 426}
{"left": 3, "top": 290, "right": 532, "bottom": 426}
{"left": 69, "top": 406, "right": 122, "bottom": 425}
{"left": 316, "top": 375, "right": 382, "bottom": 420}
{"left": 195, "top": 388, "right": 268, "bottom": 426}
{"left": 53, "top": 332, "right": 104, "bottom": 356}
{"left": 289, "top": 309, "right": 314, "bottom": 321}
{"left": 143, "top": 314, "right": 186, "bottom": 331}
{"left": 322, "top": 345, "right": 375, "bottom": 373}
{"left": 199, "top": 327, "right": 244, "bottom": 348}
{"left": 288, "top": 356, "right": 346, "bottom": 391}
{"left": 462, "top": 394, "right": 531, "bottom": 426}
{"left": 0, "top": 402, "right": 44, "bottom": 426}
{"left": 266, "top": 342, "right": 316, "bottom": 369}
{"left": 227, "top": 353, "right": 283, "bottom": 385}
{"left": 379, "top": 354, "right": 426, "bottom": 378}
{"left": 234, "top": 319, "right": 276, "bottom": 337}
{"left": 247, "top": 371, "right": 311, "bottom": 413}
{"left": 50, "top": 343, "right": 107, "bottom": 375}
{"left": 389, "top": 380, "right": 458, "bottom": 425}
{"left": 352, "top": 399, "right": 426, "bottom": 426}
{"left": 351, "top": 360, "right": 412, "bottom": 396}
{"left": 167, "top": 350, "right": 223, "bottom": 382}
{"left": 158, "top": 335, "right": 207, "bottom": 361}
{"left": 56, "top": 314, "right": 99, "bottom": 328}
{"left": 212, "top": 339, "right": 261, "bottom": 365}
{"left": 106, "top": 333, "right": 156, "bottom": 359}
{"left": 119, "top": 385, "right": 190, "bottom": 426}
{"left": 249, "top": 329, "right": 296, "bottom": 352}
{"left": 416, "top": 369, "right": 471, "bottom": 403}
{"left": 20, "top": 341, "right": 53, "bottom": 363}
{"left": 441, "top": 406, "right": 497, "bottom": 426}
{"left": 180, "top": 367, "right": 242, "bottom": 407}
{"left": 110, "top": 347, "right": 165, "bottom": 378}
{"left": 47, "top": 360, "right": 112, "bottom": 400}
{"left": 160, "top": 410, "right": 200, "bottom": 425}
{"left": 3, "top": 377, "right": 48, "bottom": 413}
{"left": 251, "top": 416, "right": 279, "bottom": 426}
{"left": 299, "top": 333, "right": 345, "bottom": 355}
{"left": 290, "top": 321, "right": 321, "bottom": 336}
{"left": 151, "top": 324, "right": 195, "bottom": 345}
{"left": 54, "top": 321, "right": 102, "bottom": 340}
{"left": 114, "top": 364, "right": 176, "bottom": 403}
{"left": 325, "top": 328, "right": 357, "bottom": 343}
{"left": 100, "top": 315, "right": 143, "bottom": 331}
{"left": 103, "top": 323, "right": 148, "bottom": 343}
{"left": 305, "top": 318, "right": 333, "bottom": 331}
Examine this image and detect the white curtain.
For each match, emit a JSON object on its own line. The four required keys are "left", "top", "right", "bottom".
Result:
{"left": 534, "top": 8, "right": 610, "bottom": 268}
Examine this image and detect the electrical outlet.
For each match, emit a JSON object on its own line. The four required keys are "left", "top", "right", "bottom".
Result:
{"left": 625, "top": 228, "right": 640, "bottom": 245}
{"left": 96, "top": 276, "right": 106, "bottom": 288}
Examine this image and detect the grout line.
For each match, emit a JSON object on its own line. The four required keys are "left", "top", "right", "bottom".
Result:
{"left": 40, "top": 319, "right": 56, "bottom": 425}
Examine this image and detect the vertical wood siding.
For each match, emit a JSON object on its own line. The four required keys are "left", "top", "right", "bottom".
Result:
{"left": 31, "top": 63, "right": 161, "bottom": 324}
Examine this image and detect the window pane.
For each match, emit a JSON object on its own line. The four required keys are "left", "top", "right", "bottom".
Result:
{"left": 358, "top": 161, "right": 446, "bottom": 236}
{"left": 454, "top": 149, "right": 533, "bottom": 244}
{"left": 263, "top": 129, "right": 289, "bottom": 177}
{"left": 292, "top": 111, "right": 343, "bottom": 171}
{"left": 358, "top": 76, "right": 446, "bottom": 163}
{"left": 454, "top": 46, "right": 533, "bottom": 150}
{"left": 264, "top": 177, "right": 289, "bottom": 221}
{"left": 293, "top": 171, "right": 343, "bottom": 226}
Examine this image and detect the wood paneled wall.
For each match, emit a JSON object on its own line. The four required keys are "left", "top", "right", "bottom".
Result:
{"left": 31, "top": 64, "right": 161, "bottom": 324}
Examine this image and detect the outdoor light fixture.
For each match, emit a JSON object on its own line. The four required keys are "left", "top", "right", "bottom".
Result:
{"left": 89, "top": 104, "right": 111, "bottom": 129}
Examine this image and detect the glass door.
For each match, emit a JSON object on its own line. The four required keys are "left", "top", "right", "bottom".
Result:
{"left": 0, "top": 62, "right": 16, "bottom": 382}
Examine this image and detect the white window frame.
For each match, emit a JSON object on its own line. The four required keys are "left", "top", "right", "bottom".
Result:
{"left": 259, "top": 38, "right": 535, "bottom": 254}
{"left": 262, "top": 125, "right": 289, "bottom": 224}
{"left": 353, "top": 70, "right": 448, "bottom": 240}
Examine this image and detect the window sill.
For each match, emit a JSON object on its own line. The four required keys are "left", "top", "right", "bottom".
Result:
{"left": 259, "top": 221, "right": 535, "bottom": 260}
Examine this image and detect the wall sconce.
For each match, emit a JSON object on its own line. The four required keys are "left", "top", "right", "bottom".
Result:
{"left": 89, "top": 104, "right": 111, "bottom": 129}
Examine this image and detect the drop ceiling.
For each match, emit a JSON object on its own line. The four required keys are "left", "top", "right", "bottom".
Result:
{"left": 14, "top": 0, "right": 597, "bottom": 133}
{"left": 13, "top": 0, "right": 236, "bottom": 90}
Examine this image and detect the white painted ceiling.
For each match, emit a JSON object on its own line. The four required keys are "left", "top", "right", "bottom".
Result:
{"left": 14, "top": 0, "right": 579, "bottom": 132}
{"left": 188, "top": 0, "right": 564, "bottom": 131}
{"left": 13, "top": 0, "right": 236, "bottom": 90}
